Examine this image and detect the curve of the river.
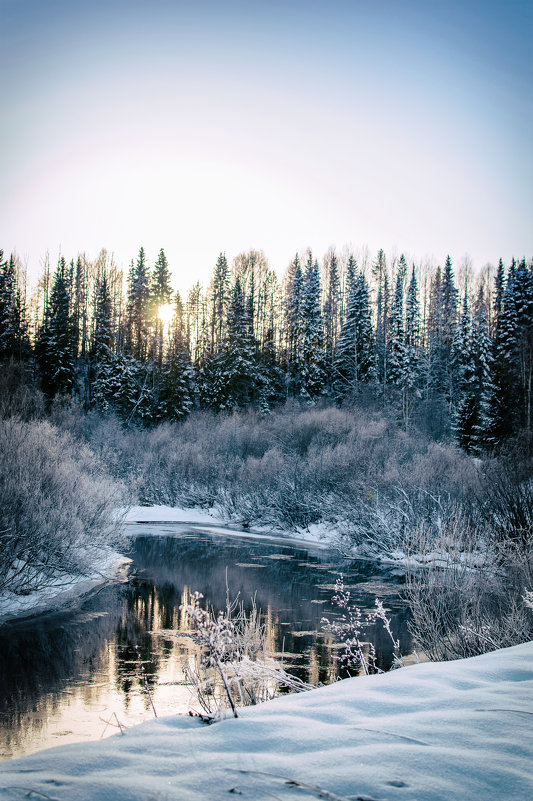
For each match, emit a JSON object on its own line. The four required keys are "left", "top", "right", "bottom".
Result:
{"left": 0, "top": 524, "right": 411, "bottom": 760}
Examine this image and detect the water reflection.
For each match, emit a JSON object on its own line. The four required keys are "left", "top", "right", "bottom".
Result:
{"left": 0, "top": 528, "right": 410, "bottom": 760}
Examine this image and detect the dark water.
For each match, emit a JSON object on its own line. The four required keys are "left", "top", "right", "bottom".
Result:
{"left": 0, "top": 526, "right": 410, "bottom": 760}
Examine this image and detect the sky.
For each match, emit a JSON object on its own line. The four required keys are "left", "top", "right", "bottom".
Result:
{"left": 1, "top": 0, "right": 532, "bottom": 294}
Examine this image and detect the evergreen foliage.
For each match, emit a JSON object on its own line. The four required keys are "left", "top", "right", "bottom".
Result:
{"left": 157, "top": 292, "right": 194, "bottom": 420}
{"left": 0, "top": 252, "right": 29, "bottom": 360}
{"left": 334, "top": 268, "right": 374, "bottom": 400}
{"left": 36, "top": 259, "right": 75, "bottom": 398}
{"left": 300, "top": 255, "right": 326, "bottom": 400}
{"left": 3, "top": 241, "right": 531, "bottom": 450}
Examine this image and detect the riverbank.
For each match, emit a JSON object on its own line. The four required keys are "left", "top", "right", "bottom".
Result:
{"left": 1, "top": 640, "right": 531, "bottom": 800}
{"left": 0, "top": 551, "right": 131, "bottom": 625}
{"left": 123, "top": 504, "right": 338, "bottom": 548}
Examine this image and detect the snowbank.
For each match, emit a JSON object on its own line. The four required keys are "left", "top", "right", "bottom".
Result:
{"left": 1, "top": 641, "right": 531, "bottom": 800}
{"left": 0, "top": 551, "right": 131, "bottom": 625}
{"left": 124, "top": 505, "right": 332, "bottom": 549}
{"left": 124, "top": 505, "right": 226, "bottom": 525}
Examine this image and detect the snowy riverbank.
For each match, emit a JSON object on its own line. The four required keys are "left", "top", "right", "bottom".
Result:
{"left": 1, "top": 640, "right": 531, "bottom": 800}
{"left": 123, "top": 504, "right": 370, "bottom": 553}
{"left": 0, "top": 551, "right": 131, "bottom": 625}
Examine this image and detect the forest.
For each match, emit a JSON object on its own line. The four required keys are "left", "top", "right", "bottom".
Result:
{"left": 1, "top": 245, "right": 532, "bottom": 452}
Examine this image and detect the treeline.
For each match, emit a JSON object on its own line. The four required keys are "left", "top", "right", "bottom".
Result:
{"left": 1, "top": 245, "right": 532, "bottom": 451}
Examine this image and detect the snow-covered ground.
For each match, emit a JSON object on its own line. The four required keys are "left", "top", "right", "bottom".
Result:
{"left": 124, "top": 504, "right": 346, "bottom": 549}
{"left": 0, "top": 550, "right": 131, "bottom": 625}
{"left": 1, "top": 640, "right": 531, "bottom": 800}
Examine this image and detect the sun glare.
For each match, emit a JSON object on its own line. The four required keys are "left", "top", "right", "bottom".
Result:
{"left": 157, "top": 303, "right": 174, "bottom": 329}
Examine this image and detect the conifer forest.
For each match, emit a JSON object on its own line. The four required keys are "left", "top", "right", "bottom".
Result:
{"left": 1, "top": 245, "right": 531, "bottom": 452}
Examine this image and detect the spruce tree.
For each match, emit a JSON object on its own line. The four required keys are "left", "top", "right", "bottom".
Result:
{"left": 400, "top": 264, "right": 422, "bottom": 429}
{"left": 373, "top": 249, "right": 390, "bottom": 395}
{"left": 343, "top": 255, "right": 358, "bottom": 313}
{"left": 513, "top": 258, "right": 533, "bottom": 434}
{"left": 323, "top": 250, "right": 341, "bottom": 389}
{"left": 488, "top": 263, "right": 519, "bottom": 442}
{"left": 441, "top": 255, "right": 459, "bottom": 405}
{"left": 0, "top": 252, "right": 29, "bottom": 361}
{"left": 454, "top": 290, "right": 479, "bottom": 452}
{"left": 36, "top": 259, "right": 75, "bottom": 398}
{"left": 334, "top": 269, "right": 375, "bottom": 400}
{"left": 222, "top": 278, "right": 258, "bottom": 408}
{"left": 157, "top": 292, "right": 194, "bottom": 420}
{"left": 210, "top": 253, "right": 230, "bottom": 351}
{"left": 388, "top": 255, "right": 407, "bottom": 387}
{"left": 151, "top": 248, "right": 173, "bottom": 366}
{"left": 284, "top": 254, "right": 304, "bottom": 396}
{"left": 126, "top": 247, "right": 151, "bottom": 362}
{"left": 300, "top": 254, "right": 326, "bottom": 400}
{"left": 471, "top": 284, "right": 493, "bottom": 448}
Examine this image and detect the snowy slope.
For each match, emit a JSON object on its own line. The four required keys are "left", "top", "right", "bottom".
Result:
{"left": 1, "top": 641, "right": 531, "bottom": 801}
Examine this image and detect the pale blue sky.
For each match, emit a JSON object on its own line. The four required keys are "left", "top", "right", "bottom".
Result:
{"left": 1, "top": 0, "right": 531, "bottom": 291}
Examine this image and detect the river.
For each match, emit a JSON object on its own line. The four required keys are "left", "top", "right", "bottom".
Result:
{"left": 0, "top": 524, "right": 411, "bottom": 760}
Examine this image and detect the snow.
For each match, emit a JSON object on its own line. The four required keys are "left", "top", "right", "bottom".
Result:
{"left": 124, "top": 505, "right": 333, "bottom": 549}
{"left": 124, "top": 505, "right": 227, "bottom": 525}
{"left": 1, "top": 641, "right": 531, "bottom": 800}
{"left": 0, "top": 551, "right": 131, "bottom": 625}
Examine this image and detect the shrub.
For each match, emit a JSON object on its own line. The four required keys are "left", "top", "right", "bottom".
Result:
{"left": 0, "top": 417, "right": 126, "bottom": 595}
{"left": 403, "top": 514, "right": 533, "bottom": 660}
{"left": 183, "top": 590, "right": 313, "bottom": 719}
{"left": 0, "top": 360, "right": 44, "bottom": 421}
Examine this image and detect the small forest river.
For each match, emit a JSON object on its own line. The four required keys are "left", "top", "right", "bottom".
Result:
{"left": 0, "top": 525, "right": 411, "bottom": 760}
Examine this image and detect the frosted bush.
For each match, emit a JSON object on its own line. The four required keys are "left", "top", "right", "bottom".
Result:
{"left": 322, "top": 576, "right": 403, "bottom": 675}
{"left": 0, "top": 417, "right": 126, "bottom": 595}
{"left": 182, "top": 590, "right": 313, "bottom": 719}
